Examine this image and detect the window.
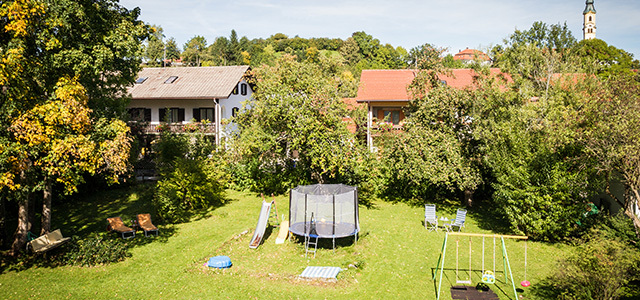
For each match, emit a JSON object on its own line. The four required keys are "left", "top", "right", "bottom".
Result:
{"left": 589, "top": 16, "right": 592, "bottom": 22}
{"left": 232, "top": 107, "right": 239, "bottom": 117}
{"left": 384, "top": 111, "right": 401, "bottom": 125}
{"left": 159, "top": 107, "right": 185, "bottom": 123}
{"left": 164, "top": 76, "right": 178, "bottom": 84}
{"left": 135, "top": 77, "right": 148, "bottom": 84}
{"left": 128, "top": 108, "right": 151, "bottom": 121}
{"left": 193, "top": 108, "right": 214, "bottom": 122}
{"left": 240, "top": 83, "right": 247, "bottom": 95}
{"left": 232, "top": 85, "right": 239, "bottom": 95}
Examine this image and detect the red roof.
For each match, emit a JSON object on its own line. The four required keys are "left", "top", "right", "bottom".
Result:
{"left": 453, "top": 49, "right": 491, "bottom": 61}
{"left": 356, "top": 68, "right": 508, "bottom": 102}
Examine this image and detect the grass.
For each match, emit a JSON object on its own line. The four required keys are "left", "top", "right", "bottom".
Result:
{"left": 0, "top": 183, "right": 570, "bottom": 299}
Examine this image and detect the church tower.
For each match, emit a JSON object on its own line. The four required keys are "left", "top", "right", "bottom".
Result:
{"left": 583, "top": 0, "right": 596, "bottom": 40}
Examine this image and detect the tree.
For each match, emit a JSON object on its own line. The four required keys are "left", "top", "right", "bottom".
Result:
{"left": 183, "top": 35, "right": 207, "bottom": 66}
{"left": 339, "top": 37, "right": 361, "bottom": 66}
{"left": 572, "top": 38, "right": 640, "bottom": 77}
{"left": 10, "top": 78, "right": 131, "bottom": 235}
{"left": 581, "top": 74, "right": 640, "bottom": 237}
{"left": 0, "top": 0, "right": 147, "bottom": 254}
{"left": 144, "top": 24, "right": 165, "bottom": 65}
{"left": 231, "top": 55, "right": 367, "bottom": 194}
{"left": 164, "top": 37, "right": 181, "bottom": 61}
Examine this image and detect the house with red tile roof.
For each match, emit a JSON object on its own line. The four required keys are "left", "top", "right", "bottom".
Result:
{"left": 355, "top": 68, "right": 506, "bottom": 151}
{"left": 453, "top": 48, "right": 491, "bottom": 65}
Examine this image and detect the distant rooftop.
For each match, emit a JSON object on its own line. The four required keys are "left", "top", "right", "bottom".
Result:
{"left": 453, "top": 48, "right": 491, "bottom": 62}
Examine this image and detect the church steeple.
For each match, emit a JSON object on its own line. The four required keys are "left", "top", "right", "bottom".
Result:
{"left": 584, "top": 0, "right": 596, "bottom": 14}
{"left": 583, "top": 0, "right": 596, "bottom": 40}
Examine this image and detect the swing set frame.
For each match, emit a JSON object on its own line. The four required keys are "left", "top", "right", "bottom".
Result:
{"left": 433, "top": 232, "right": 528, "bottom": 300}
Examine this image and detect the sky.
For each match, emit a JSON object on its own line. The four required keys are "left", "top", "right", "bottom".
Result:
{"left": 119, "top": 0, "right": 640, "bottom": 59}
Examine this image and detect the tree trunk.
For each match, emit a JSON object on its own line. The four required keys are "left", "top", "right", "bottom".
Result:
{"left": 10, "top": 198, "right": 29, "bottom": 256}
{"left": 626, "top": 186, "right": 640, "bottom": 240}
{"left": 0, "top": 196, "right": 5, "bottom": 248}
{"left": 40, "top": 178, "right": 52, "bottom": 235}
{"left": 463, "top": 189, "right": 474, "bottom": 207}
{"left": 27, "top": 192, "right": 37, "bottom": 233}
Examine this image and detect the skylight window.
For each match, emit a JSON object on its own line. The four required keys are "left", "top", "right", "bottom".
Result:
{"left": 164, "top": 76, "right": 178, "bottom": 84}
{"left": 135, "top": 77, "right": 148, "bottom": 84}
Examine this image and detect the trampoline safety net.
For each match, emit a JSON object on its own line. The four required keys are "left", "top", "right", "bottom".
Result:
{"left": 289, "top": 184, "right": 359, "bottom": 238}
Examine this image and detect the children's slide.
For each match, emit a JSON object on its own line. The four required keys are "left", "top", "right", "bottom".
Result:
{"left": 249, "top": 200, "right": 273, "bottom": 249}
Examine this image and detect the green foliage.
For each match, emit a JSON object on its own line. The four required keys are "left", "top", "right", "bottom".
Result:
{"left": 152, "top": 131, "right": 225, "bottom": 223}
{"left": 572, "top": 38, "right": 640, "bottom": 78}
{"left": 63, "top": 232, "right": 131, "bottom": 267}
{"left": 533, "top": 216, "right": 640, "bottom": 300}
{"left": 154, "top": 156, "right": 226, "bottom": 223}
{"left": 182, "top": 35, "right": 208, "bottom": 66}
{"left": 231, "top": 55, "right": 371, "bottom": 195}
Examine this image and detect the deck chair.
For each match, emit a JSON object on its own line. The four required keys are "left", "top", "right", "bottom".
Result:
{"left": 444, "top": 208, "right": 467, "bottom": 232}
{"left": 136, "top": 213, "right": 159, "bottom": 237}
{"left": 107, "top": 217, "right": 135, "bottom": 239}
{"left": 424, "top": 204, "right": 438, "bottom": 232}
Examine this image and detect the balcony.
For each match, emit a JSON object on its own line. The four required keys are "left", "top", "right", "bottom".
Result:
{"left": 128, "top": 122, "right": 218, "bottom": 135}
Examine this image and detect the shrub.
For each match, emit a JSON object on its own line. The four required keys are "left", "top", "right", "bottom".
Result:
{"left": 533, "top": 215, "right": 640, "bottom": 300}
{"left": 153, "top": 155, "right": 227, "bottom": 223}
{"left": 63, "top": 233, "right": 131, "bottom": 266}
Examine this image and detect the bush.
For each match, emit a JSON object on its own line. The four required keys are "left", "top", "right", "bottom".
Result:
{"left": 153, "top": 155, "right": 227, "bottom": 223}
{"left": 533, "top": 215, "right": 640, "bottom": 300}
{"left": 63, "top": 232, "right": 131, "bottom": 266}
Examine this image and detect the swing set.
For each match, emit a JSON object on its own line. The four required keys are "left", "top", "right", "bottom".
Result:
{"left": 433, "top": 232, "right": 529, "bottom": 300}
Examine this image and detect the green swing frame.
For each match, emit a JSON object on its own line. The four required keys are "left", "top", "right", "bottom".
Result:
{"left": 432, "top": 232, "right": 528, "bottom": 300}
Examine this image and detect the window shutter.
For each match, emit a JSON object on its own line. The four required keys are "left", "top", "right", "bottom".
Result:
{"left": 241, "top": 83, "right": 247, "bottom": 95}
{"left": 159, "top": 108, "right": 166, "bottom": 122}
{"left": 178, "top": 108, "right": 185, "bottom": 122}
{"left": 193, "top": 108, "right": 200, "bottom": 121}
{"left": 144, "top": 109, "right": 151, "bottom": 122}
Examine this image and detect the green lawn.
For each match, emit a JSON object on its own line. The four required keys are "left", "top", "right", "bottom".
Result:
{"left": 0, "top": 184, "right": 569, "bottom": 299}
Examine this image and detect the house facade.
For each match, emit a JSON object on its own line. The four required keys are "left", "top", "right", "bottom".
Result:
{"left": 356, "top": 68, "right": 506, "bottom": 151}
{"left": 127, "top": 66, "right": 252, "bottom": 145}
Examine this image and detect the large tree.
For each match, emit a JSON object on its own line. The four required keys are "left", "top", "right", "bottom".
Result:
{"left": 231, "top": 55, "right": 367, "bottom": 194}
{"left": 182, "top": 35, "right": 207, "bottom": 66}
{"left": 143, "top": 24, "right": 165, "bottom": 66}
{"left": 0, "top": 0, "right": 147, "bottom": 254}
{"left": 581, "top": 74, "right": 640, "bottom": 237}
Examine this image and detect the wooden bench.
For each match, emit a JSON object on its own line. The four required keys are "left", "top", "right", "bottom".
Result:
{"left": 28, "top": 229, "right": 71, "bottom": 253}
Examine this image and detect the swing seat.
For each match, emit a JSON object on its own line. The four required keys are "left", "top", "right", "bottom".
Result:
{"left": 456, "top": 280, "right": 472, "bottom": 284}
{"left": 481, "top": 270, "right": 496, "bottom": 284}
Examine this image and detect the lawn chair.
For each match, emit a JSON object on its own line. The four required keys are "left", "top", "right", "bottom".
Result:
{"left": 424, "top": 204, "right": 438, "bottom": 232}
{"left": 136, "top": 213, "right": 159, "bottom": 237}
{"left": 107, "top": 217, "right": 135, "bottom": 239}
{"left": 444, "top": 208, "right": 467, "bottom": 232}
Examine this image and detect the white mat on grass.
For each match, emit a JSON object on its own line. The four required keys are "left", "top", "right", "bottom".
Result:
{"left": 299, "top": 266, "right": 342, "bottom": 280}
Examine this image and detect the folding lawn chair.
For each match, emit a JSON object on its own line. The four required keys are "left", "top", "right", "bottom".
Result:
{"left": 424, "top": 204, "right": 438, "bottom": 232}
{"left": 444, "top": 208, "right": 467, "bottom": 232}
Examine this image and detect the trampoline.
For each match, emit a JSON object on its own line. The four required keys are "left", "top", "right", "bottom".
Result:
{"left": 289, "top": 184, "right": 360, "bottom": 248}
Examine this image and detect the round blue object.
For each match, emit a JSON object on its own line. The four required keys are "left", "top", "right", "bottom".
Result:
{"left": 207, "top": 256, "right": 232, "bottom": 269}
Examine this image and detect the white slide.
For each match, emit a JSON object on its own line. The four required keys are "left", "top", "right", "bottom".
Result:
{"left": 249, "top": 200, "right": 272, "bottom": 249}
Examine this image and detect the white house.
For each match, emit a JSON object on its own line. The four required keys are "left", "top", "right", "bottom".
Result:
{"left": 127, "top": 66, "right": 252, "bottom": 145}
